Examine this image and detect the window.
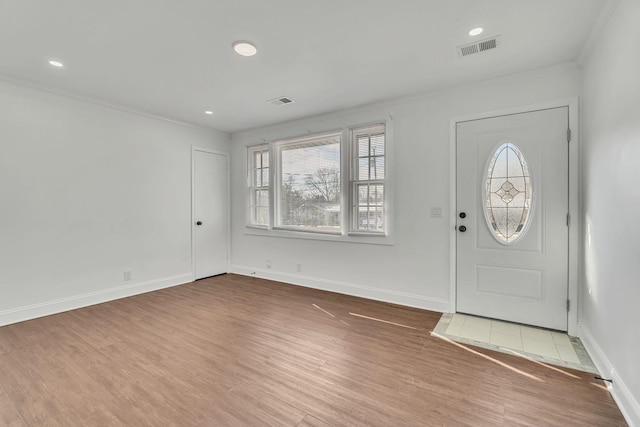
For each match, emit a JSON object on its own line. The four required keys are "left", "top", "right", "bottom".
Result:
{"left": 483, "top": 142, "right": 533, "bottom": 245}
{"left": 276, "top": 133, "right": 341, "bottom": 233}
{"left": 247, "top": 145, "right": 269, "bottom": 227}
{"left": 245, "top": 122, "right": 388, "bottom": 239}
{"left": 351, "top": 125, "right": 385, "bottom": 233}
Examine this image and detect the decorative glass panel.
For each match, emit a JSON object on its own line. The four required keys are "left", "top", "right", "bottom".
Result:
{"left": 483, "top": 142, "right": 533, "bottom": 245}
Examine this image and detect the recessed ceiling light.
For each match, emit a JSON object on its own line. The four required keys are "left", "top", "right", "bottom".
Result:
{"left": 232, "top": 41, "right": 257, "bottom": 57}
{"left": 204, "top": 110, "right": 214, "bottom": 115}
{"left": 469, "top": 27, "right": 484, "bottom": 36}
{"left": 48, "top": 60, "right": 64, "bottom": 67}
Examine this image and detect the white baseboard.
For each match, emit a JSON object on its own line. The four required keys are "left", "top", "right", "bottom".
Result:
{"left": 579, "top": 325, "right": 640, "bottom": 427}
{"left": 231, "top": 265, "right": 450, "bottom": 313}
{"left": 0, "top": 272, "right": 195, "bottom": 327}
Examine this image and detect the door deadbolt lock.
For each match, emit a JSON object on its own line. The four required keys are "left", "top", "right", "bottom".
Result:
{"left": 458, "top": 225, "right": 467, "bottom": 232}
{"left": 196, "top": 221, "right": 203, "bottom": 226}
{"left": 459, "top": 212, "right": 466, "bottom": 218}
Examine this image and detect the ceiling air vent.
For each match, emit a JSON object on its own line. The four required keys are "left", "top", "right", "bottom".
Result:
{"left": 267, "top": 96, "right": 295, "bottom": 106}
{"left": 457, "top": 36, "right": 501, "bottom": 57}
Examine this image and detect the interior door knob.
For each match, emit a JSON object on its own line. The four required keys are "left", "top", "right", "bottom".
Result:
{"left": 459, "top": 225, "right": 467, "bottom": 232}
{"left": 196, "top": 221, "right": 203, "bottom": 226}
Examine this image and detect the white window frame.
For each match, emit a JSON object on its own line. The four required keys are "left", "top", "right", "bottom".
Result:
{"left": 274, "top": 132, "right": 342, "bottom": 234}
{"left": 348, "top": 124, "right": 387, "bottom": 235}
{"left": 246, "top": 144, "right": 270, "bottom": 228}
{"left": 244, "top": 119, "right": 393, "bottom": 245}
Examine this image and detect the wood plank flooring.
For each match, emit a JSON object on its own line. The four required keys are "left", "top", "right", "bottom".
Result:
{"left": 0, "top": 274, "right": 627, "bottom": 426}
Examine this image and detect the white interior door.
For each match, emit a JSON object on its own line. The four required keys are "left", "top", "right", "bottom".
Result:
{"left": 456, "top": 108, "right": 569, "bottom": 330}
{"left": 193, "top": 149, "right": 228, "bottom": 279}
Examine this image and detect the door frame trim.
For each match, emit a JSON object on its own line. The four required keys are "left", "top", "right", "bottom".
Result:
{"left": 191, "top": 147, "right": 231, "bottom": 279}
{"left": 449, "top": 98, "right": 580, "bottom": 335}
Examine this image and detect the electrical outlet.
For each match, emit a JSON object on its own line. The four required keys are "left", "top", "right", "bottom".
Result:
{"left": 124, "top": 270, "right": 132, "bottom": 281}
{"left": 266, "top": 259, "right": 272, "bottom": 268}
{"left": 296, "top": 263, "right": 302, "bottom": 272}
{"left": 430, "top": 206, "right": 443, "bottom": 218}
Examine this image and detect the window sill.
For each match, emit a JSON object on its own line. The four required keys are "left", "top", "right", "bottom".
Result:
{"left": 244, "top": 226, "right": 395, "bottom": 246}
{"left": 246, "top": 224, "right": 269, "bottom": 231}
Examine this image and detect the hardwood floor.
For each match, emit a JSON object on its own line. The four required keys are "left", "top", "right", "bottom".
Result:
{"left": 0, "top": 274, "right": 627, "bottom": 426}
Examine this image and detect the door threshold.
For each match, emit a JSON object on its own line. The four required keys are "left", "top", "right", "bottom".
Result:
{"left": 432, "top": 313, "right": 597, "bottom": 374}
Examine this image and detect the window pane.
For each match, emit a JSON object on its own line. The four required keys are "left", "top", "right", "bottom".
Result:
{"left": 369, "top": 184, "right": 384, "bottom": 206}
{"left": 357, "top": 207, "right": 369, "bottom": 230}
{"left": 358, "top": 136, "right": 369, "bottom": 158}
{"left": 257, "top": 207, "right": 269, "bottom": 226}
{"left": 356, "top": 184, "right": 385, "bottom": 205}
{"left": 251, "top": 189, "right": 269, "bottom": 226}
{"left": 359, "top": 158, "right": 369, "bottom": 180}
{"left": 256, "top": 189, "right": 268, "bottom": 207}
{"left": 507, "top": 148, "right": 526, "bottom": 178}
{"left": 483, "top": 142, "right": 533, "bottom": 244}
{"left": 279, "top": 136, "right": 341, "bottom": 232}
{"left": 372, "top": 157, "right": 384, "bottom": 179}
{"left": 370, "top": 134, "right": 384, "bottom": 156}
{"left": 357, "top": 206, "right": 384, "bottom": 231}
{"left": 372, "top": 207, "right": 384, "bottom": 231}
{"left": 490, "top": 146, "right": 508, "bottom": 178}
{"left": 357, "top": 184, "right": 369, "bottom": 205}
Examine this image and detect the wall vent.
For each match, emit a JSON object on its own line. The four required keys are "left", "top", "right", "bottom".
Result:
{"left": 457, "top": 36, "right": 501, "bottom": 57}
{"left": 267, "top": 96, "right": 295, "bottom": 106}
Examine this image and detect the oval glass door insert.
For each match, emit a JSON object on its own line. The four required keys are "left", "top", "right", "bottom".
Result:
{"left": 483, "top": 142, "right": 533, "bottom": 245}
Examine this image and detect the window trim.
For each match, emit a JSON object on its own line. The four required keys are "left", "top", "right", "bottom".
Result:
{"left": 244, "top": 119, "right": 393, "bottom": 245}
{"left": 246, "top": 144, "right": 270, "bottom": 229}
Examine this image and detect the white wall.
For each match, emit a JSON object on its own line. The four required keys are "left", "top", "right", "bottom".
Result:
{"left": 230, "top": 63, "right": 582, "bottom": 312}
{"left": 581, "top": 0, "right": 640, "bottom": 424}
{"left": 0, "top": 79, "right": 230, "bottom": 325}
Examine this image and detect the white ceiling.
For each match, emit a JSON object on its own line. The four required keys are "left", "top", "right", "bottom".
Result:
{"left": 0, "top": 0, "right": 604, "bottom": 134}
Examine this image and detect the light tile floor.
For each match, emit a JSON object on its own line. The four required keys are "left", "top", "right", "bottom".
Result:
{"left": 433, "top": 313, "right": 598, "bottom": 374}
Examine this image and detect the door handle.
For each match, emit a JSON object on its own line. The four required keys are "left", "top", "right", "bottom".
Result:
{"left": 196, "top": 221, "right": 203, "bottom": 226}
{"left": 458, "top": 225, "right": 467, "bottom": 232}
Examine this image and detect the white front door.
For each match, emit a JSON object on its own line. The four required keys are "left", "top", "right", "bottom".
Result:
{"left": 193, "top": 149, "right": 228, "bottom": 280}
{"left": 456, "top": 108, "right": 569, "bottom": 331}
